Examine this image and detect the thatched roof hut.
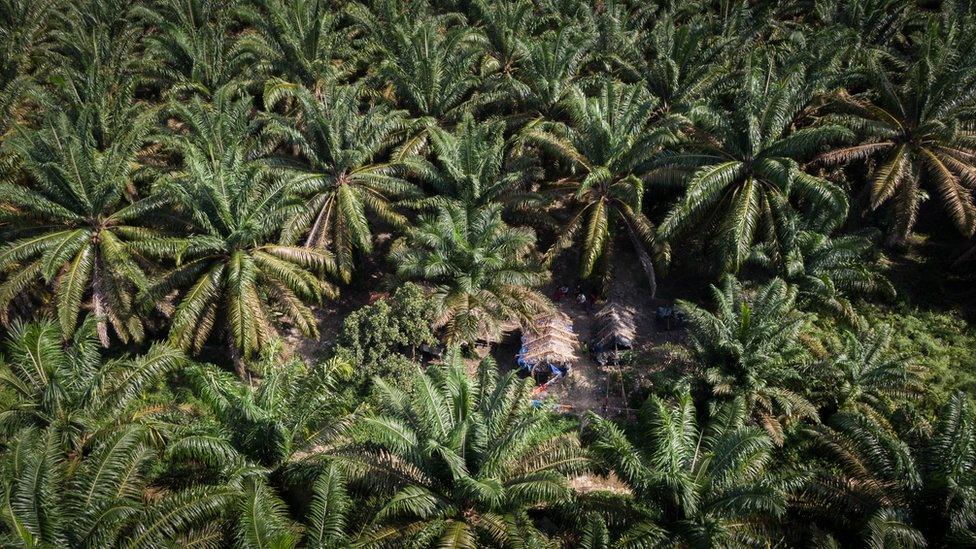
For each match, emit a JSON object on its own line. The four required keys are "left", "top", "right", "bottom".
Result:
{"left": 592, "top": 302, "right": 636, "bottom": 352}
{"left": 517, "top": 312, "right": 578, "bottom": 371}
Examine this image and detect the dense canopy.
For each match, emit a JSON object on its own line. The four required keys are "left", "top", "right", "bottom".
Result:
{"left": 0, "top": 0, "right": 975, "bottom": 547}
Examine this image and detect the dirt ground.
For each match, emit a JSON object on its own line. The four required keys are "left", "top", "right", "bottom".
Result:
{"left": 283, "top": 235, "right": 393, "bottom": 363}
{"left": 284, "top": 287, "right": 372, "bottom": 362}
{"left": 284, "top": 233, "right": 692, "bottom": 419}
{"left": 485, "top": 244, "right": 689, "bottom": 418}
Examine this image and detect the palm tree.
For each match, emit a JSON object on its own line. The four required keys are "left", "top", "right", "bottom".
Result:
{"left": 0, "top": 322, "right": 352, "bottom": 548}
{"left": 584, "top": 0, "right": 647, "bottom": 80}
{"left": 0, "top": 0, "right": 55, "bottom": 144}
{"left": 800, "top": 411, "right": 925, "bottom": 548}
{"left": 48, "top": 0, "right": 146, "bottom": 144}
{"left": 0, "top": 423, "right": 241, "bottom": 547}
{"left": 372, "top": 18, "right": 483, "bottom": 125}
{"left": 915, "top": 392, "right": 976, "bottom": 546}
{"left": 0, "top": 316, "right": 186, "bottom": 451}
{"left": 644, "top": 14, "right": 737, "bottom": 122}
{"left": 820, "top": 324, "right": 924, "bottom": 424}
{"left": 488, "top": 27, "right": 592, "bottom": 123}
{"left": 408, "top": 113, "right": 538, "bottom": 211}
{"left": 238, "top": 0, "right": 354, "bottom": 90}
{"left": 390, "top": 202, "right": 549, "bottom": 347}
{"left": 233, "top": 477, "right": 303, "bottom": 548}
{"left": 0, "top": 321, "right": 236, "bottom": 547}
{"left": 470, "top": 0, "right": 537, "bottom": 78}
{"left": 181, "top": 346, "right": 361, "bottom": 545}
{"left": 814, "top": 26, "right": 976, "bottom": 244}
{"left": 813, "top": 0, "right": 912, "bottom": 72}
{"left": 3, "top": 5, "right": 157, "bottom": 341}
{"left": 0, "top": 110, "right": 163, "bottom": 345}
{"left": 154, "top": 91, "right": 337, "bottom": 377}
{"left": 749, "top": 229, "right": 895, "bottom": 326}
{"left": 264, "top": 81, "right": 416, "bottom": 281}
{"left": 134, "top": 0, "right": 251, "bottom": 98}
{"left": 656, "top": 69, "right": 851, "bottom": 273}
{"left": 183, "top": 342, "right": 351, "bottom": 467}
{"left": 679, "top": 276, "right": 819, "bottom": 444}
{"left": 302, "top": 463, "right": 357, "bottom": 548}
{"left": 525, "top": 82, "right": 683, "bottom": 294}
{"left": 332, "top": 351, "right": 587, "bottom": 547}
{"left": 584, "top": 391, "right": 802, "bottom": 547}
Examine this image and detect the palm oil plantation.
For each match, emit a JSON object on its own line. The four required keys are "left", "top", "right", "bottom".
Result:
{"left": 0, "top": 0, "right": 975, "bottom": 546}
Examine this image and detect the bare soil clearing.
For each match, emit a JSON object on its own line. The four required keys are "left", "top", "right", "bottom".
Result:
{"left": 285, "top": 235, "right": 693, "bottom": 417}
{"left": 488, "top": 244, "right": 689, "bottom": 417}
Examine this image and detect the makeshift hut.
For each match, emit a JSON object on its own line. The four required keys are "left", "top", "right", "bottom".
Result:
{"left": 517, "top": 311, "right": 578, "bottom": 382}
{"left": 591, "top": 302, "right": 636, "bottom": 366}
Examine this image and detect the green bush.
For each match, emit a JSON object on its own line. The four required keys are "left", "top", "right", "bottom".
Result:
{"left": 333, "top": 283, "right": 436, "bottom": 387}
{"left": 858, "top": 305, "right": 976, "bottom": 407}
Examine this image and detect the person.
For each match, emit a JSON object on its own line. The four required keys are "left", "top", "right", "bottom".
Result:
{"left": 577, "top": 291, "right": 591, "bottom": 312}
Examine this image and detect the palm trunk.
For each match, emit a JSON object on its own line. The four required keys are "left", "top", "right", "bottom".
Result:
{"left": 885, "top": 231, "right": 909, "bottom": 249}
{"left": 305, "top": 180, "right": 340, "bottom": 248}
{"left": 91, "top": 261, "right": 111, "bottom": 347}
{"left": 305, "top": 202, "right": 329, "bottom": 248}
{"left": 623, "top": 220, "right": 657, "bottom": 299}
{"left": 228, "top": 329, "right": 248, "bottom": 380}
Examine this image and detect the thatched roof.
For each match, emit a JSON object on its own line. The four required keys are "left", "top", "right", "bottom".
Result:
{"left": 518, "top": 311, "right": 578, "bottom": 366}
{"left": 592, "top": 302, "right": 636, "bottom": 350}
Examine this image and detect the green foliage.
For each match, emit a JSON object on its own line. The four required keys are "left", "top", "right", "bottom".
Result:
{"left": 0, "top": 107, "right": 160, "bottom": 345}
{"left": 134, "top": 0, "right": 251, "bottom": 98}
{"left": 584, "top": 391, "right": 803, "bottom": 546}
{"left": 800, "top": 394, "right": 976, "bottom": 547}
{"left": 525, "top": 80, "right": 681, "bottom": 292}
{"left": 372, "top": 17, "right": 482, "bottom": 123}
{"left": 409, "top": 113, "right": 537, "bottom": 211}
{"left": 185, "top": 345, "right": 352, "bottom": 467}
{"left": 815, "top": 18, "right": 976, "bottom": 244}
{"left": 750, "top": 229, "right": 895, "bottom": 327}
{"left": 265, "top": 80, "right": 416, "bottom": 281}
{"left": 679, "top": 276, "right": 819, "bottom": 444}
{"left": 858, "top": 305, "right": 976, "bottom": 400}
{"left": 0, "top": 316, "right": 185, "bottom": 451}
{"left": 816, "top": 324, "right": 926, "bottom": 424}
{"left": 391, "top": 202, "right": 550, "bottom": 346}
{"left": 0, "top": 0, "right": 975, "bottom": 545}
{"left": 655, "top": 66, "right": 851, "bottom": 273}
{"left": 152, "top": 90, "right": 337, "bottom": 374}
{"left": 238, "top": 0, "right": 353, "bottom": 89}
{"left": 330, "top": 350, "right": 587, "bottom": 547}
{"left": 334, "top": 282, "right": 435, "bottom": 385}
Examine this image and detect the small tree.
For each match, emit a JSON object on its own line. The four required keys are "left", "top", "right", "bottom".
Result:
{"left": 334, "top": 283, "right": 436, "bottom": 385}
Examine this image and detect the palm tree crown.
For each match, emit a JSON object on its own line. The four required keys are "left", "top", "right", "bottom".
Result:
{"left": 333, "top": 352, "right": 587, "bottom": 547}
{"left": 154, "top": 91, "right": 336, "bottom": 376}
{"left": 409, "top": 113, "right": 536, "bottom": 210}
{"left": 585, "top": 391, "right": 802, "bottom": 547}
{"left": 239, "top": 0, "right": 353, "bottom": 90}
{"left": 679, "top": 276, "right": 819, "bottom": 443}
{"left": 0, "top": 110, "right": 161, "bottom": 345}
{"left": 528, "top": 81, "right": 682, "bottom": 293}
{"left": 815, "top": 26, "right": 976, "bottom": 244}
{"left": 391, "top": 202, "right": 549, "bottom": 346}
{"left": 657, "top": 68, "right": 851, "bottom": 273}
{"left": 265, "top": 81, "right": 416, "bottom": 281}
